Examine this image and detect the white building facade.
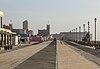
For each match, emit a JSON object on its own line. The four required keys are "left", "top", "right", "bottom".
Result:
{"left": 60, "top": 32, "right": 92, "bottom": 41}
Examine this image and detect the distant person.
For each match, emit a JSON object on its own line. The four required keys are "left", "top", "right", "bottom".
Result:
{"left": 53, "top": 38, "right": 57, "bottom": 45}
{"left": 54, "top": 38, "right": 56, "bottom": 41}
{"left": 60, "top": 37, "right": 63, "bottom": 44}
{"left": 29, "top": 39, "right": 31, "bottom": 44}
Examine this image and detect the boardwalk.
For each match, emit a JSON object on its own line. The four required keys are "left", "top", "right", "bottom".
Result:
{"left": 14, "top": 41, "right": 56, "bottom": 69}
{"left": 0, "top": 41, "right": 51, "bottom": 69}
{"left": 0, "top": 40, "right": 99, "bottom": 69}
{"left": 57, "top": 41, "right": 100, "bottom": 69}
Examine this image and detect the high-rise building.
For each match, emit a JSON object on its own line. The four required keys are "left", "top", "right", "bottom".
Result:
{"left": 38, "top": 25, "right": 50, "bottom": 40}
{"left": 47, "top": 25, "right": 50, "bottom": 35}
{"left": 23, "top": 20, "right": 28, "bottom": 34}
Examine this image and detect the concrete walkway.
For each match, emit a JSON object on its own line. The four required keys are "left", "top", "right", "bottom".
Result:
{"left": 0, "top": 42, "right": 38, "bottom": 54}
{"left": 14, "top": 41, "right": 56, "bottom": 69}
{"left": 0, "top": 40, "right": 100, "bottom": 69}
{"left": 57, "top": 40, "right": 100, "bottom": 69}
{"left": 0, "top": 41, "right": 51, "bottom": 69}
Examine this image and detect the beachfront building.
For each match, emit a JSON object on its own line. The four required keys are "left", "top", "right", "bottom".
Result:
{"left": 0, "top": 25, "right": 18, "bottom": 50}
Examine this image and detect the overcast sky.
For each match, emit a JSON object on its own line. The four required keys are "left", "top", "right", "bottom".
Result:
{"left": 0, "top": 0, "right": 100, "bottom": 40}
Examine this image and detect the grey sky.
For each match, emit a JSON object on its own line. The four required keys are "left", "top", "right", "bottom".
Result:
{"left": 0, "top": 0, "right": 100, "bottom": 40}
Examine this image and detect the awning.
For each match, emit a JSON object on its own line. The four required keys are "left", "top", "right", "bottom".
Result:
{"left": 0, "top": 28, "right": 17, "bottom": 35}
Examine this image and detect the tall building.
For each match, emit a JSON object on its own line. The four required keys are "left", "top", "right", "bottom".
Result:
{"left": 47, "top": 25, "right": 50, "bottom": 35}
{"left": 38, "top": 25, "right": 50, "bottom": 36}
{"left": 38, "top": 25, "right": 50, "bottom": 40}
{"left": 23, "top": 20, "right": 28, "bottom": 34}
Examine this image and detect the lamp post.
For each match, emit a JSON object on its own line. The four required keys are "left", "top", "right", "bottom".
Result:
{"left": 70, "top": 31, "right": 71, "bottom": 41}
{"left": 76, "top": 28, "right": 78, "bottom": 42}
{"left": 71, "top": 30, "right": 73, "bottom": 41}
{"left": 72, "top": 29, "right": 75, "bottom": 41}
{"left": 88, "top": 21, "right": 90, "bottom": 34}
{"left": 88, "top": 21, "right": 90, "bottom": 44}
{"left": 79, "top": 26, "right": 81, "bottom": 41}
{"left": 94, "top": 18, "right": 97, "bottom": 48}
{"left": 0, "top": 11, "right": 4, "bottom": 49}
{"left": 83, "top": 24, "right": 85, "bottom": 37}
{"left": 0, "top": 11, "right": 4, "bottom": 28}
{"left": 72, "top": 29, "right": 74, "bottom": 41}
{"left": 70, "top": 30, "right": 73, "bottom": 41}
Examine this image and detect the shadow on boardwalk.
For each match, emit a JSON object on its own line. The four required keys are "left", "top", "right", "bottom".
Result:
{"left": 14, "top": 41, "right": 56, "bottom": 69}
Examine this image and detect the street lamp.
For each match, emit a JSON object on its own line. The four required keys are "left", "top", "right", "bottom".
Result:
{"left": 71, "top": 29, "right": 73, "bottom": 41}
{"left": 94, "top": 18, "right": 97, "bottom": 48}
{"left": 88, "top": 21, "right": 90, "bottom": 44}
{"left": 79, "top": 26, "right": 81, "bottom": 41}
{"left": 83, "top": 24, "right": 85, "bottom": 37}
{"left": 70, "top": 31, "right": 71, "bottom": 41}
{"left": 71, "top": 30, "right": 72, "bottom": 41}
{"left": 73, "top": 29, "right": 75, "bottom": 41}
{"left": 0, "top": 11, "right": 4, "bottom": 49}
{"left": 76, "top": 28, "right": 78, "bottom": 42}
{"left": 88, "top": 21, "right": 90, "bottom": 33}
{"left": 0, "top": 11, "right": 4, "bottom": 28}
